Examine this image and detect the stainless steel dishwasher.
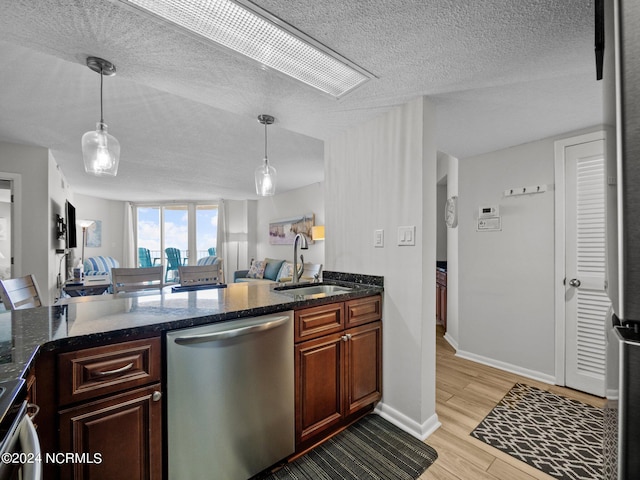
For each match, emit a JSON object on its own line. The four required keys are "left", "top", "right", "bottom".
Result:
{"left": 166, "top": 312, "right": 294, "bottom": 480}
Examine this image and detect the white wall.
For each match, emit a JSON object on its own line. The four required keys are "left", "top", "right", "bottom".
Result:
{"left": 436, "top": 184, "right": 447, "bottom": 261}
{"left": 256, "top": 183, "right": 324, "bottom": 266}
{"left": 0, "top": 141, "right": 51, "bottom": 300}
{"left": 458, "top": 137, "right": 558, "bottom": 380}
{"left": 438, "top": 152, "right": 459, "bottom": 347}
{"left": 73, "top": 193, "right": 126, "bottom": 265}
{"left": 325, "top": 97, "right": 438, "bottom": 438}
{"left": 225, "top": 199, "right": 257, "bottom": 274}
{"left": 48, "top": 153, "right": 73, "bottom": 303}
{"left": 0, "top": 192, "right": 11, "bottom": 279}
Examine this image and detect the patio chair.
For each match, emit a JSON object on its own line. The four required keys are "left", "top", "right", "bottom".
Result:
{"left": 0, "top": 274, "right": 42, "bottom": 310}
{"left": 111, "top": 266, "right": 163, "bottom": 292}
{"left": 178, "top": 262, "right": 224, "bottom": 287}
{"left": 165, "top": 248, "right": 186, "bottom": 282}
{"left": 208, "top": 247, "right": 216, "bottom": 256}
{"left": 138, "top": 247, "right": 153, "bottom": 268}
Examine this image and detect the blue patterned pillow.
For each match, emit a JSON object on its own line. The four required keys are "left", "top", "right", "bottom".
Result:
{"left": 246, "top": 260, "right": 266, "bottom": 279}
{"left": 84, "top": 256, "right": 119, "bottom": 273}
{"left": 197, "top": 256, "right": 218, "bottom": 266}
{"left": 276, "top": 262, "right": 294, "bottom": 281}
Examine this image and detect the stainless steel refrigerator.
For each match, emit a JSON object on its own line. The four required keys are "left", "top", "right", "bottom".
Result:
{"left": 602, "top": 0, "right": 640, "bottom": 478}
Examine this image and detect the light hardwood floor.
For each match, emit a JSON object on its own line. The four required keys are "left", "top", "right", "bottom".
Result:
{"left": 420, "top": 325, "right": 606, "bottom": 480}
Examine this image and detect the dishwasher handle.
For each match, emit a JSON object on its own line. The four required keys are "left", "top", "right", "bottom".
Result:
{"left": 173, "top": 315, "right": 290, "bottom": 345}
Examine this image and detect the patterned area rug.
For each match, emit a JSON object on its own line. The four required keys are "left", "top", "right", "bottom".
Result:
{"left": 260, "top": 414, "right": 437, "bottom": 480}
{"left": 471, "top": 383, "right": 604, "bottom": 480}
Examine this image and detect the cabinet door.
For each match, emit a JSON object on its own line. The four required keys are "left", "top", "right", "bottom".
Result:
{"left": 345, "top": 321, "right": 382, "bottom": 416}
{"left": 295, "top": 333, "right": 344, "bottom": 445}
{"left": 59, "top": 384, "right": 162, "bottom": 480}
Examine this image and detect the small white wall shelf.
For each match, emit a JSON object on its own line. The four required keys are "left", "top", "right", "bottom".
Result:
{"left": 504, "top": 184, "right": 547, "bottom": 197}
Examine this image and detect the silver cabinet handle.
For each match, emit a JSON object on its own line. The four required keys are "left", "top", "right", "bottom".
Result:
{"left": 174, "top": 315, "right": 289, "bottom": 345}
{"left": 569, "top": 278, "right": 581, "bottom": 287}
{"left": 152, "top": 391, "right": 162, "bottom": 402}
{"left": 341, "top": 334, "right": 352, "bottom": 342}
{"left": 95, "top": 362, "right": 134, "bottom": 377}
{"left": 26, "top": 403, "right": 40, "bottom": 421}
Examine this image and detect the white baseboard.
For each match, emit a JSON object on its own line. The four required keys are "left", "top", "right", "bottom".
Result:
{"left": 455, "top": 349, "right": 556, "bottom": 385}
{"left": 443, "top": 332, "right": 458, "bottom": 351}
{"left": 374, "top": 402, "right": 441, "bottom": 441}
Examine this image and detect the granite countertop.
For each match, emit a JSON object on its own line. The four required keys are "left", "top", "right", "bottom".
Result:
{"left": 0, "top": 271, "right": 383, "bottom": 383}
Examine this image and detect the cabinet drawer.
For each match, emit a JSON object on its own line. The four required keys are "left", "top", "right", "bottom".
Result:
{"left": 345, "top": 295, "right": 382, "bottom": 328}
{"left": 295, "top": 303, "right": 344, "bottom": 342}
{"left": 58, "top": 337, "right": 161, "bottom": 406}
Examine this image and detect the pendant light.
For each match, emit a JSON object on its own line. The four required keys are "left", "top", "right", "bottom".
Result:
{"left": 81, "top": 57, "right": 120, "bottom": 177}
{"left": 255, "top": 114, "right": 276, "bottom": 196}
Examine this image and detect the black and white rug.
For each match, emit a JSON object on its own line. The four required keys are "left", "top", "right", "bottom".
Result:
{"left": 471, "top": 383, "right": 604, "bottom": 480}
{"left": 260, "top": 414, "right": 437, "bottom": 480}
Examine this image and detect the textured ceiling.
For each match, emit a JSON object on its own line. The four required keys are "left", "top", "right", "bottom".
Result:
{"left": 0, "top": 0, "right": 601, "bottom": 202}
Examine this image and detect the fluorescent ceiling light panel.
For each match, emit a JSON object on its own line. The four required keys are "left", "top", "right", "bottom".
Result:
{"left": 122, "top": 0, "right": 372, "bottom": 97}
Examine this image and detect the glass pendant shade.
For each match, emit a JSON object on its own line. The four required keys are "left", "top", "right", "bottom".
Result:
{"left": 255, "top": 114, "right": 277, "bottom": 196}
{"left": 82, "top": 122, "right": 120, "bottom": 176}
{"left": 255, "top": 158, "right": 276, "bottom": 196}
{"left": 81, "top": 57, "right": 119, "bottom": 177}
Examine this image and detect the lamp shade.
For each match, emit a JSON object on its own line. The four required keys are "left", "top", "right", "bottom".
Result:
{"left": 255, "top": 158, "right": 276, "bottom": 196}
{"left": 82, "top": 122, "right": 120, "bottom": 176}
{"left": 312, "top": 225, "right": 325, "bottom": 241}
{"left": 77, "top": 219, "right": 95, "bottom": 229}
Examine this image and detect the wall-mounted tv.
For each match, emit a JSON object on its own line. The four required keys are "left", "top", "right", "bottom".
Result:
{"left": 66, "top": 200, "right": 77, "bottom": 249}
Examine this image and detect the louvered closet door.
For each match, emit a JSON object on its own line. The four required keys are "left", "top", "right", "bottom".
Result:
{"left": 565, "top": 139, "right": 608, "bottom": 397}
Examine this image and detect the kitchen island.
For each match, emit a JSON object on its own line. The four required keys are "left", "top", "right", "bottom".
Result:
{"left": 0, "top": 271, "right": 383, "bottom": 479}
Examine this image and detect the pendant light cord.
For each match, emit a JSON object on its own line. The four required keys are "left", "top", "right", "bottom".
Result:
{"left": 264, "top": 121, "right": 268, "bottom": 161}
{"left": 99, "top": 66, "right": 104, "bottom": 124}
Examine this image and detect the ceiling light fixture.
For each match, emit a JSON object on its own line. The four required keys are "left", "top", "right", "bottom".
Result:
{"left": 81, "top": 57, "right": 120, "bottom": 177}
{"left": 255, "top": 114, "right": 276, "bottom": 197}
{"left": 119, "top": 0, "right": 373, "bottom": 98}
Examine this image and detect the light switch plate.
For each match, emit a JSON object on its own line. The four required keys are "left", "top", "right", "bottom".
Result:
{"left": 374, "top": 229, "right": 384, "bottom": 248}
{"left": 397, "top": 226, "right": 416, "bottom": 246}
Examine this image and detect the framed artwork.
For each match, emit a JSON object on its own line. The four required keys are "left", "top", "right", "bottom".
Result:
{"left": 269, "top": 214, "right": 315, "bottom": 245}
{"left": 86, "top": 220, "right": 102, "bottom": 247}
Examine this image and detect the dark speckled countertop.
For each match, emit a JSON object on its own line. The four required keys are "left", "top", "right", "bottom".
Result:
{"left": 0, "top": 271, "right": 383, "bottom": 383}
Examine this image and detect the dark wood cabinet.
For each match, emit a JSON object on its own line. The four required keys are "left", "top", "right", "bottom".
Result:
{"left": 294, "top": 295, "right": 382, "bottom": 450}
{"left": 345, "top": 321, "right": 382, "bottom": 417}
{"left": 436, "top": 270, "right": 447, "bottom": 330}
{"left": 52, "top": 336, "right": 163, "bottom": 480}
{"left": 295, "top": 332, "right": 344, "bottom": 444}
{"left": 58, "top": 384, "right": 162, "bottom": 480}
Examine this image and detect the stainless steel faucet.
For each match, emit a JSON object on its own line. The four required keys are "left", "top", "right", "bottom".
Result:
{"left": 292, "top": 233, "right": 309, "bottom": 284}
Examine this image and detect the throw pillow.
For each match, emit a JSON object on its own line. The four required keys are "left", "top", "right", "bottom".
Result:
{"left": 276, "top": 262, "right": 294, "bottom": 281}
{"left": 246, "top": 260, "right": 266, "bottom": 279}
{"left": 263, "top": 259, "right": 285, "bottom": 281}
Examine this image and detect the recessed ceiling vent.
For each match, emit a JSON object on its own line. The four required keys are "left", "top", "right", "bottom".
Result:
{"left": 119, "top": 0, "right": 373, "bottom": 98}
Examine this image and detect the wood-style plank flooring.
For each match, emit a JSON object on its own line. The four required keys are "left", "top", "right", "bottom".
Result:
{"left": 420, "top": 325, "right": 606, "bottom": 480}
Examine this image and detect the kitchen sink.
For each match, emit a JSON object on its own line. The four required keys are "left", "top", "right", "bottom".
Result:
{"left": 274, "top": 283, "right": 354, "bottom": 296}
